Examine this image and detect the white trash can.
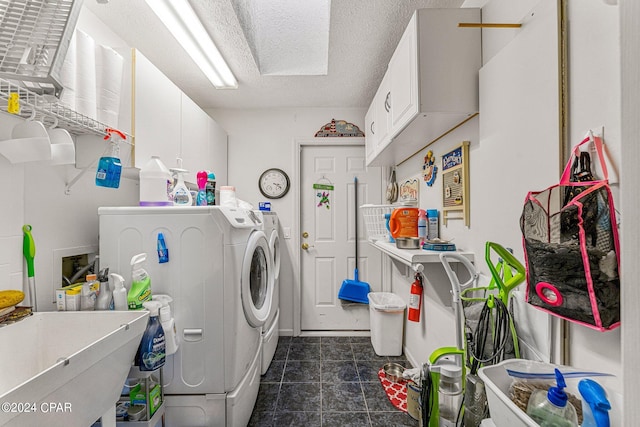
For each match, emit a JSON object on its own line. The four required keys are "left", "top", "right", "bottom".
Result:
{"left": 367, "top": 292, "right": 406, "bottom": 356}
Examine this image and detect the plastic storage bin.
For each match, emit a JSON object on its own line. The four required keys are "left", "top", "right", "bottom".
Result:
{"left": 478, "top": 359, "right": 621, "bottom": 427}
{"left": 368, "top": 292, "right": 406, "bottom": 356}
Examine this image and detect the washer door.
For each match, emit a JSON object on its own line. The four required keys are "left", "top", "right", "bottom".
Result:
{"left": 242, "top": 230, "right": 274, "bottom": 327}
{"left": 269, "top": 230, "right": 281, "bottom": 281}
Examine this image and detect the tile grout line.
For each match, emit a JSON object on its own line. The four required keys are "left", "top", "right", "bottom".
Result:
{"left": 319, "top": 338, "right": 324, "bottom": 426}
{"left": 352, "top": 340, "right": 376, "bottom": 427}
{"left": 272, "top": 339, "right": 290, "bottom": 424}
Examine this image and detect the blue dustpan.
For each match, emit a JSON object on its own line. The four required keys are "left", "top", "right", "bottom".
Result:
{"left": 338, "top": 269, "right": 370, "bottom": 304}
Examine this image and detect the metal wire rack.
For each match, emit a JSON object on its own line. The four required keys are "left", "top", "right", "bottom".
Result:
{"left": 0, "top": 0, "right": 83, "bottom": 97}
{"left": 0, "top": 77, "right": 112, "bottom": 137}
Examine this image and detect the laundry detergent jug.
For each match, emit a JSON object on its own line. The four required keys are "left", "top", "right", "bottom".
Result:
{"left": 389, "top": 207, "right": 419, "bottom": 239}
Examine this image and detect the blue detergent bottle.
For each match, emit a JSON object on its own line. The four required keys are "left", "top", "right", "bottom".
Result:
{"left": 136, "top": 300, "right": 166, "bottom": 371}
{"left": 96, "top": 128, "right": 125, "bottom": 189}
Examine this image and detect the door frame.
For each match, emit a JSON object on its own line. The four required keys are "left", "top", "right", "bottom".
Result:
{"left": 293, "top": 137, "right": 369, "bottom": 336}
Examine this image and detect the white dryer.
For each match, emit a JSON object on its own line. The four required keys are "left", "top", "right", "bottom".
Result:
{"left": 258, "top": 211, "right": 281, "bottom": 375}
{"left": 99, "top": 206, "right": 272, "bottom": 427}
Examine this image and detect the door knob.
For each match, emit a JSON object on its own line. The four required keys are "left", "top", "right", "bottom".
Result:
{"left": 302, "top": 231, "right": 309, "bottom": 238}
{"left": 302, "top": 242, "right": 314, "bottom": 250}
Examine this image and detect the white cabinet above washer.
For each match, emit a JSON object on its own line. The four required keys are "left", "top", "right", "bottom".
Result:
{"left": 366, "top": 8, "right": 481, "bottom": 167}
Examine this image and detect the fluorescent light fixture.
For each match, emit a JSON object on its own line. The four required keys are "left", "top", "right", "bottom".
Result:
{"left": 145, "top": 0, "right": 238, "bottom": 89}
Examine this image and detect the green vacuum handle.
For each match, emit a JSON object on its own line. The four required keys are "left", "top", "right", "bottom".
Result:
{"left": 22, "top": 225, "right": 35, "bottom": 278}
{"left": 485, "top": 241, "right": 526, "bottom": 302}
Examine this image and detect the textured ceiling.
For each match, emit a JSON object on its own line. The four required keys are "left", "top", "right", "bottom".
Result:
{"left": 84, "top": 0, "right": 465, "bottom": 110}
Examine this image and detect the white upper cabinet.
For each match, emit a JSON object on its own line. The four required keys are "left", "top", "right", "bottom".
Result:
{"left": 133, "top": 50, "right": 182, "bottom": 170}
{"left": 388, "top": 15, "right": 418, "bottom": 133}
{"left": 366, "top": 8, "right": 481, "bottom": 166}
{"left": 132, "top": 50, "right": 227, "bottom": 184}
{"left": 207, "top": 116, "right": 228, "bottom": 187}
{"left": 180, "top": 93, "right": 211, "bottom": 184}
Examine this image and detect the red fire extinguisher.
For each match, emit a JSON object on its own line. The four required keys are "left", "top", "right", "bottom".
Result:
{"left": 408, "top": 272, "right": 423, "bottom": 322}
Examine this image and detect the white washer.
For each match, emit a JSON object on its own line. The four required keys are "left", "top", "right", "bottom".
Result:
{"left": 258, "top": 211, "right": 281, "bottom": 374}
{"left": 99, "top": 206, "right": 271, "bottom": 427}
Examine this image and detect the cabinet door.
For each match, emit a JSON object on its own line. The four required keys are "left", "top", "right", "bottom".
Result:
{"left": 388, "top": 13, "right": 419, "bottom": 134}
{"left": 364, "top": 100, "right": 376, "bottom": 164}
{"left": 208, "top": 118, "right": 228, "bottom": 187}
{"left": 133, "top": 50, "right": 181, "bottom": 169}
{"left": 180, "top": 93, "right": 210, "bottom": 184}
{"left": 374, "top": 71, "right": 391, "bottom": 152}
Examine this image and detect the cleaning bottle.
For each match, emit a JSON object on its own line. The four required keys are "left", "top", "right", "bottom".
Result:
{"left": 170, "top": 158, "right": 192, "bottom": 206}
{"left": 578, "top": 378, "right": 611, "bottom": 427}
{"left": 111, "top": 273, "right": 128, "bottom": 311}
{"left": 81, "top": 273, "right": 99, "bottom": 310}
{"left": 526, "top": 368, "right": 579, "bottom": 427}
{"left": 418, "top": 209, "right": 427, "bottom": 246}
{"left": 136, "top": 300, "right": 166, "bottom": 371}
{"left": 95, "top": 267, "right": 113, "bottom": 310}
{"left": 95, "top": 128, "right": 125, "bottom": 189}
{"left": 157, "top": 232, "right": 169, "bottom": 263}
{"left": 196, "top": 171, "right": 208, "bottom": 206}
{"left": 206, "top": 172, "right": 216, "bottom": 205}
{"left": 159, "top": 303, "right": 179, "bottom": 355}
{"left": 139, "top": 156, "right": 173, "bottom": 206}
{"left": 427, "top": 209, "right": 439, "bottom": 240}
{"left": 128, "top": 253, "right": 152, "bottom": 310}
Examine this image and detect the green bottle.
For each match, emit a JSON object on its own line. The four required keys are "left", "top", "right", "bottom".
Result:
{"left": 128, "top": 253, "right": 152, "bottom": 310}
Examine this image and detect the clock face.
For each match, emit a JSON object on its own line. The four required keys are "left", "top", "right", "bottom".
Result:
{"left": 259, "top": 168, "right": 290, "bottom": 199}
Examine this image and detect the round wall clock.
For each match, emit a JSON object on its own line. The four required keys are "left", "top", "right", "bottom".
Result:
{"left": 258, "top": 168, "right": 290, "bottom": 199}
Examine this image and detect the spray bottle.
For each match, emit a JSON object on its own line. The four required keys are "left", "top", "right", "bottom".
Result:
{"left": 578, "top": 379, "right": 611, "bottom": 427}
{"left": 526, "top": 369, "right": 579, "bottom": 427}
{"left": 95, "top": 128, "right": 125, "bottom": 189}
{"left": 170, "top": 158, "right": 192, "bottom": 206}
{"left": 128, "top": 253, "right": 152, "bottom": 310}
{"left": 111, "top": 273, "right": 128, "bottom": 311}
{"left": 136, "top": 300, "right": 166, "bottom": 371}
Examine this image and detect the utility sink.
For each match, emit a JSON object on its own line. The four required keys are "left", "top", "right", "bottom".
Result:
{"left": 0, "top": 310, "right": 149, "bottom": 427}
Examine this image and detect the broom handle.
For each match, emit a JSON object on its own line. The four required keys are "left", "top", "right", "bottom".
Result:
{"left": 354, "top": 176, "right": 358, "bottom": 277}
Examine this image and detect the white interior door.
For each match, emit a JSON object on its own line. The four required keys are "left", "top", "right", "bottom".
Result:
{"left": 300, "top": 143, "right": 382, "bottom": 330}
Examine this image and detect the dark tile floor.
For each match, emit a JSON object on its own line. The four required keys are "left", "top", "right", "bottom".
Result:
{"left": 248, "top": 336, "right": 419, "bottom": 427}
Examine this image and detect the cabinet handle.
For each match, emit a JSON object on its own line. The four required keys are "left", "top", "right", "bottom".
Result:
{"left": 384, "top": 92, "right": 391, "bottom": 112}
{"left": 370, "top": 121, "right": 375, "bottom": 135}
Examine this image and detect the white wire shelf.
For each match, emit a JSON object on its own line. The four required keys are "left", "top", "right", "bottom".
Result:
{"left": 0, "top": 77, "right": 117, "bottom": 137}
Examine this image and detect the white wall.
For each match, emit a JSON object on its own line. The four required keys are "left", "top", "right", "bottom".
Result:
{"left": 390, "top": 0, "right": 622, "bottom": 395}
{"left": 0, "top": 8, "right": 139, "bottom": 311}
{"left": 565, "top": 0, "right": 622, "bottom": 383}
{"left": 0, "top": 121, "right": 139, "bottom": 311}
{"left": 207, "top": 108, "right": 366, "bottom": 334}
